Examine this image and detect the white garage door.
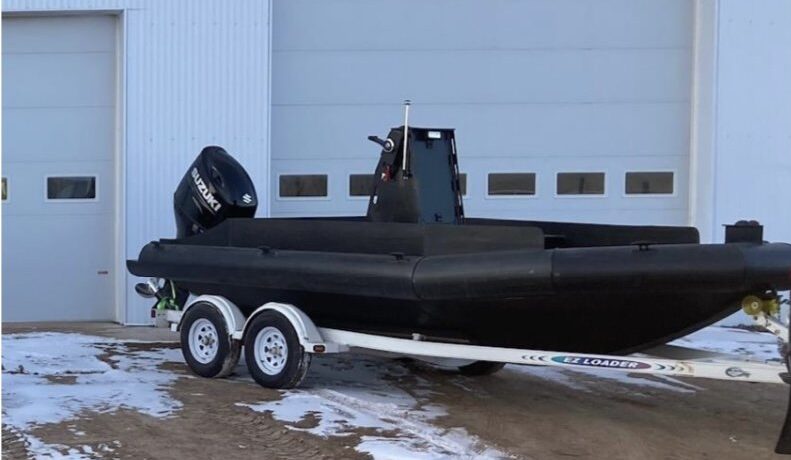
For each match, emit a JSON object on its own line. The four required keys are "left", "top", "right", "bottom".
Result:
{"left": 2, "top": 15, "right": 117, "bottom": 322}
{"left": 271, "top": 0, "right": 692, "bottom": 226}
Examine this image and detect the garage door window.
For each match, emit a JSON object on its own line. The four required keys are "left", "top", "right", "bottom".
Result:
{"left": 46, "top": 176, "right": 97, "bottom": 200}
{"left": 279, "top": 174, "right": 328, "bottom": 198}
{"left": 625, "top": 172, "right": 674, "bottom": 195}
{"left": 557, "top": 172, "right": 605, "bottom": 196}
{"left": 487, "top": 173, "right": 536, "bottom": 196}
{"left": 349, "top": 174, "right": 374, "bottom": 197}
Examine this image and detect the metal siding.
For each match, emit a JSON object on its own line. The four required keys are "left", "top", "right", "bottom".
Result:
{"left": 270, "top": 0, "right": 693, "bottom": 221}
{"left": 695, "top": 0, "right": 791, "bottom": 327}
{"left": 4, "top": 0, "right": 272, "bottom": 324}
{"left": 713, "top": 0, "right": 791, "bottom": 244}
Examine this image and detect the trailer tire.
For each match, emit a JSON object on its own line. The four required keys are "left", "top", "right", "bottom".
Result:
{"left": 180, "top": 302, "right": 241, "bottom": 378}
{"left": 244, "top": 310, "right": 311, "bottom": 389}
{"left": 458, "top": 360, "right": 505, "bottom": 376}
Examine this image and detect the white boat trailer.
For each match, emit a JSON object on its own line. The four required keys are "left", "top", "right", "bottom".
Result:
{"left": 155, "top": 292, "right": 791, "bottom": 453}
{"left": 161, "top": 293, "right": 790, "bottom": 385}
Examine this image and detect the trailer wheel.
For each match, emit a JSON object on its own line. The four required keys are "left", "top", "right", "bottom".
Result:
{"left": 244, "top": 310, "right": 311, "bottom": 389}
{"left": 180, "top": 302, "right": 241, "bottom": 378}
{"left": 458, "top": 360, "right": 505, "bottom": 376}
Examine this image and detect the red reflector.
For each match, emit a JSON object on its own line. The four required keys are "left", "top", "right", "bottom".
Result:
{"left": 313, "top": 344, "right": 326, "bottom": 353}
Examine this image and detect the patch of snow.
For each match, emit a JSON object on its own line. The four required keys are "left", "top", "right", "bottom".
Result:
{"left": 240, "top": 392, "right": 385, "bottom": 437}
{"left": 237, "top": 354, "right": 510, "bottom": 459}
{"left": 2, "top": 332, "right": 182, "bottom": 458}
{"left": 24, "top": 435, "right": 89, "bottom": 460}
{"left": 669, "top": 326, "right": 781, "bottom": 362}
{"left": 356, "top": 432, "right": 505, "bottom": 460}
{"left": 356, "top": 436, "right": 443, "bottom": 460}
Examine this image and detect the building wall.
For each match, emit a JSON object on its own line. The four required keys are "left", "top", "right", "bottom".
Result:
{"left": 4, "top": 0, "right": 790, "bottom": 326}
{"left": 270, "top": 0, "right": 693, "bottom": 225}
{"left": 711, "top": 0, "right": 791, "bottom": 245}
{"left": 3, "top": 0, "right": 272, "bottom": 324}
{"left": 688, "top": 0, "right": 718, "bottom": 244}
{"left": 693, "top": 0, "right": 791, "bottom": 325}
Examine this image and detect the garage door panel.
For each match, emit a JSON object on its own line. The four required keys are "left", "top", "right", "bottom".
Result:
{"left": 3, "top": 280, "right": 114, "bottom": 321}
{"left": 2, "top": 15, "right": 116, "bottom": 322}
{"left": 3, "top": 214, "right": 114, "bottom": 321}
{"left": 273, "top": 49, "right": 690, "bottom": 106}
{"left": 274, "top": 0, "right": 692, "bottom": 51}
{"left": 3, "top": 214, "right": 114, "bottom": 268}
{"left": 463, "top": 197, "right": 688, "bottom": 215}
{"left": 272, "top": 103, "right": 690, "bottom": 160}
{"left": 271, "top": 158, "right": 379, "bottom": 217}
{"left": 3, "top": 52, "right": 115, "bottom": 108}
{"left": 271, "top": 149, "right": 689, "bottom": 224}
{"left": 459, "top": 155, "right": 688, "bottom": 208}
{"left": 468, "top": 207, "right": 688, "bottom": 226}
{"left": 272, "top": 0, "right": 692, "bottom": 227}
{"left": 2, "top": 161, "right": 114, "bottom": 216}
{"left": 457, "top": 154, "right": 689, "bottom": 179}
{"left": 269, "top": 203, "right": 689, "bottom": 227}
{"left": 2, "top": 15, "right": 116, "bottom": 54}
{"left": 3, "top": 107, "right": 115, "bottom": 163}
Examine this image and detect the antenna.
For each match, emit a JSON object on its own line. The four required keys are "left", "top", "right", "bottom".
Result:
{"left": 402, "top": 99, "right": 411, "bottom": 178}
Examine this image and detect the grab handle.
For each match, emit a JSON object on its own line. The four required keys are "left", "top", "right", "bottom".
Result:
{"left": 367, "top": 135, "right": 394, "bottom": 152}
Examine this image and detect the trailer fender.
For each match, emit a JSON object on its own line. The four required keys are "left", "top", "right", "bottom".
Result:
{"left": 241, "top": 302, "right": 345, "bottom": 353}
{"left": 180, "top": 295, "right": 246, "bottom": 338}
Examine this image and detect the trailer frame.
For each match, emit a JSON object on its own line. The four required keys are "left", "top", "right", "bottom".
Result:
{"left": 164, "top": 293, "right": 790, "bottom": 385}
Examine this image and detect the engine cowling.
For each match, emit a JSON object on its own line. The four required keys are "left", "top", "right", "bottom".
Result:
{"left": 174, "top": 146, "right": 257, "bottom": 238}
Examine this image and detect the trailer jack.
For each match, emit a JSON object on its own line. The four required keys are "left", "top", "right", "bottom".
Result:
{"left": 773, "top": 307, "right": 791, "bottom": 454}
{"left": 740, "top": 295, "right": 791, "bottom": 454}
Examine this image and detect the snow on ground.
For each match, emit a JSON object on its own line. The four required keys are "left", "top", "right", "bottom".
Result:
{"left": 508, "top": 326, "right": 782, "bottom": 395}
{"left": 237, "top": 355, "right": 510, "bottom": 459}
{"left": 670, "top": 325, "right": 782, "bottom": 362}
{"left": 2, "top": 332, "right": 182, "bottom": 459}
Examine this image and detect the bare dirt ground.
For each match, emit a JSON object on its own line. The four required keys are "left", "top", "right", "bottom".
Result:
{"left": 2, "top": 322, "right": 788, "bottom": 459}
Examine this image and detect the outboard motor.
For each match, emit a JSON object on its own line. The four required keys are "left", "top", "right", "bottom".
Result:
{"left": 173, "top": 146, "right": 257, "bottom": 238}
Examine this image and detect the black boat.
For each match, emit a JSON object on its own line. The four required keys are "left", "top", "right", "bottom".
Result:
{"left": 127, "top": 112, "right": 791, "bottom": 356}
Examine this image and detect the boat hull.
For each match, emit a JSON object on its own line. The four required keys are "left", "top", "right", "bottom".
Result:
{"left": 127, "top": 218, "right": 791, "bottom": 353}
{"left": 161, "top": 281, "right": 747, "bottom": 353}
